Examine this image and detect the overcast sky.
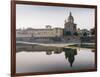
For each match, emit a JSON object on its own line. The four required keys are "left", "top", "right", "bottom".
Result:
{"left": 16, "top": 4, "right": 95, "bottom": 30}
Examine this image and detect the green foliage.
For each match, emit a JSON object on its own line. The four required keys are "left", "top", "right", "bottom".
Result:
{"left": 83, "top": 32, "right": 87, "bottom": 37}
{"left": 73, "top": 32, "right": 78, "bottom": 36}
{"left": 91, "top": 29, "right": 95, "bottom": 35}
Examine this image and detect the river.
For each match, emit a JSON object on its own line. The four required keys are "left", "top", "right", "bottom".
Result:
{"left": 16, "top": 44, "right": 95, "bottom": 73}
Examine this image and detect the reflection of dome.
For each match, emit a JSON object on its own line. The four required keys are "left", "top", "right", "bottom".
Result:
{"left": 68, "top": 12, "right": 74, "bottom": 23}
{"left": 68, "top": 56, "right": 74, "bottom": 67}
{"left": 46, "top": 51, "right": 52, "bottom": 55}
{"left": 63, "top": 48, "right": 77, "bottom": 67}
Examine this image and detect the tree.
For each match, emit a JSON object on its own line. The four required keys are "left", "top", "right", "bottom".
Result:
{"left": 83, "top": 32, "right": 87, "bottom": 37}
{"left": 73, "top": 32, "right": 78, "bottom": 36}
{"left": 91, "top": 28, "right": 95, "bottom": 35}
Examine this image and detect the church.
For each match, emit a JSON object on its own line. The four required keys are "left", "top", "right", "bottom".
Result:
{"left": 64, "top": 12, "right": 77, "bottom": 36}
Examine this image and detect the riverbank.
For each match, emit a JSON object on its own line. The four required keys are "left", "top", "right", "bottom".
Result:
{"left": 16, "top": 41, "right": 95, "bottom": 48}
{"left": 68, "top": 43, "right": 95, "bottom": 49}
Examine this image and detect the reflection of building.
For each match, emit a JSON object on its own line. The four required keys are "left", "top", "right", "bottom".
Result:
{"left": 46, "top": 51, "right": 52, "bottom": 55}
{"left": 17, "top": 43, "right": 77, "bottom": 67}
{"left": 91, "top": 49, "right": 95, "bottom": 53}
{"left": 63, "top": 48, "right": 77, "bottom": 67}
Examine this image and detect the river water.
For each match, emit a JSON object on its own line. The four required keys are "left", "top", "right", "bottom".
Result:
{"left": 16, "top": 44, "right": 95, "bottom": 73}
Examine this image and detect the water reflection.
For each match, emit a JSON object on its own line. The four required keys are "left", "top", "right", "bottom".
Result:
{"left": 16, "top": 44, "right": 77, "bottom": 67}
{"left": 91, "top": 49, "right": 95, "bottom": 53}
{"left": 63, "top": 48, "right": 77, "bottom": 67}
{"left": 16, "top": 44, "right": 95, "bottom": 73}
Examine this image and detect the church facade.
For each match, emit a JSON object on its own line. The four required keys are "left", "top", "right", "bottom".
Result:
{"left": 64, "top": 12, "right": 77, "bottom": 36}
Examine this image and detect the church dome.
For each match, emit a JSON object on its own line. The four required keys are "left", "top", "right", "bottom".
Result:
{"left": 68, "top": 12, "right": 74, "bottom": 23}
